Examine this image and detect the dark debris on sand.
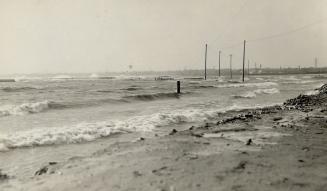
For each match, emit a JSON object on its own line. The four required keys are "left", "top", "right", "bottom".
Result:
{"left": 0, "top": 170, "right": 9, "bottom": 182}
{"left": 35, "top": 162, "right": 58, "bottom": 176}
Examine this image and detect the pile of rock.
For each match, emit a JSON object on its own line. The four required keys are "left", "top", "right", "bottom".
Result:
{"left": 284, "top": 84, "right": 327, "bottom": 109}
{"left": 284, "top": 94, "right": 316, "bottom": 107}
{"left": 317, "top": 84, "right": 327, "bottom": 94}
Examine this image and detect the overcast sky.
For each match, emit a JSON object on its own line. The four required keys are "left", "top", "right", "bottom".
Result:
{"left": 0, "top": 0, "right": 326, "bottom": 74}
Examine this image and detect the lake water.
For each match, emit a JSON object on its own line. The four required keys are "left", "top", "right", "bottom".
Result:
{"left": 0, "top": 73, "right": 325, "bottom": 179}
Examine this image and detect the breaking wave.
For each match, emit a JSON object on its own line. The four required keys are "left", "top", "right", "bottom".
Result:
{"left": 217, "top": 82, "right": 278, "bottom": 88}
{"left": 50, "top": 75, "right": 74, "bottom": 81}
{"left": 14, "top": 76, "right": 43, "bottom": 82}
{"left": 89, "top": 73, "right": 99, "bottom": 78}
{"left": 0, "top": 99, "right": 131, "bottom": 117}
{"left": 280, "top": 76, "right": 300, "bottom": 81}
{"left": 232, "top": 92, "right": 257, "bottom": 99}
{"left": 124, "top": 92, "right": 182, "bottom": 101}
{"left": 0, "top": 108, "right": 218, "bottom": 151}
{"left": 52, "top": 75, "right": 73, "bottom": 79}
{"left": 304, "top": 90, "right": 320, "bottom": 96}
{"left": 0, "top": 101, "right": 65, "bottom": 117}
{"left": 0, "top": 92, "right": 187, "bottom": 117}
{"left": 282, "top": 80, "right": 316, "bottom": 84}
{"left": 233, "top": 88, "right": 280, "bottom": 99}
{"left": 114, "top": 75, "right": 147, "bottom": 81}
{"left": 253, "top": 88, "right": 280, "bottom": 94}
{"left": 0, "top": 103, "right": 280, "bottom": 151}
{"left": 0, "top": 122, "right": 131, "bottom": 151}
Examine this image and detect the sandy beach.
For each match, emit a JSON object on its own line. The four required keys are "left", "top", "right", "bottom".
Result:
{"left": 1, "top": 84, "right": 326, "bottom": 191}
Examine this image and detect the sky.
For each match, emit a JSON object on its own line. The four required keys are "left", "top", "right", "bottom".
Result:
{"left": 0, "top": 0, "right": 326, "bottom": 74}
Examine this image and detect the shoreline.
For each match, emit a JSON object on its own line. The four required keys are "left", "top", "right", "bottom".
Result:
{"left": 1, "top": 85, "right": 327, "bottom": 191}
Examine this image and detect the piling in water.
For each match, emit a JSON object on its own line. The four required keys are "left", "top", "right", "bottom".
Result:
{"left": 177, "top": 81, "right": 181, "bottom": 94}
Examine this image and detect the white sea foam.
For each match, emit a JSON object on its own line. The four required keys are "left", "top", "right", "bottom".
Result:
{"left": 114, "top": 75, "right": 147, "bottom": 81}
{"left": 253, "top": 88, "right": 280, "bottom": 94}
{"left": 0, "top": 143, "right": 9, "bottom": 152}
{"left": 0, "top": 122, "right": 127, "bottom": 151}
{"left": 314, "top": 83, "right": 325, "bottom": 89}
{"left": 50, "top": 75, "right": 74, "bottom": 81}
{"left": 282, "top": 76, "right": 300, "bottom": 81}
{"left": 218, "top": 82, "right": 278, "bottom": 88}
{"left": 282, "top": 80, "right": 316, "bottom": 84}
{"left": 0, "top": 108, "right": 218, "bottom": 151}
{"left": 217, "top": 78, "right": 225, "bottom": 83}
{"left": 14, "top": 76, "right": 42, "bottom": 82}
{"left": 0, "top": 104, "right": 278, "bottom": 151}
{"left": 0, "top": 101, "right": 52, "bottom": 117}
{"left": 233, "top": 88, "right": 280, "bottom": 99}
{"left": 233, "top": 92, "right": 257, "bottom": 99}
{"left": 304, "top": 90, "right": 319, "bottom": 96}
{"left": 89, "top": 73, "right": 99, "bottom": 78}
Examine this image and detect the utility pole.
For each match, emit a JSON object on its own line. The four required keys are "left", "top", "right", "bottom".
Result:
{"left": 242, "top": 40, "right": 246, "bottom": 82}
{"left": 315, "top": 57, "right": 318, "bottom": 68}
{"left": 218, "top": 50, "right": 221, "bottom": 77}
{"left": 229, "top": 54, "right": 233, "bottom": 79}
{"left": 204, "top": 44, "right": 207, "bottom": 80}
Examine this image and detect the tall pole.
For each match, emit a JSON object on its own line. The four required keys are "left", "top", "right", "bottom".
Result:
{"left": 229, "top": 54, "right": 233, "bottom": 79}
{"left": 315, "top": 57, "right": 318, "bottom": 68}
{"left": 218, "top": 50, "right": 221, "bottom": 77}
{"left": 242, "top": 40, "right": 246, "bottom": 82}
{"left": 204, "top": 44, "right": 207, "bottom": 80}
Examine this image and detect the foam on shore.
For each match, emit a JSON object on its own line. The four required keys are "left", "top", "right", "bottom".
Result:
{"left": 233, "top": 88, "right": 280, "bottom": 99}
{"left": 0, "top": 103, "right": 278, "bottom": 151}
{"left": 217, "top": 82, "right": 278, "bottom": 88}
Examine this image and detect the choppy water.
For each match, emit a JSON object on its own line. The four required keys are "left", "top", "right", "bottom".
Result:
{"left": 0, "top": 73, "right": 325, "bottom": 178}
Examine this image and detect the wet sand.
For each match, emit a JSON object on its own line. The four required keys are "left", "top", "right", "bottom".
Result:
{"left": 1, "top": 85, "right": 327, "bottom": 191}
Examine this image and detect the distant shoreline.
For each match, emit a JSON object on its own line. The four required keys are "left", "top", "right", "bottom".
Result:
{"left": 0, "top": 67, "right": 327, "bottom": 77}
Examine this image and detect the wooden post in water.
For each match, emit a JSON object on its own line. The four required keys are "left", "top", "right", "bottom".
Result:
{"left": 229, "top": 54, "right": 233, "bottom": 79}
{"left": 177, "top": 81, "right": 181, "bottom": 94}
{"left": 242, "top": 40, "right": 246, "bottom": 82}
{"left": 218, "top": 50, "right": 221, "bottom": 77}
{"left": 204, "top": 44, "right": 207, "bottom": 80}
